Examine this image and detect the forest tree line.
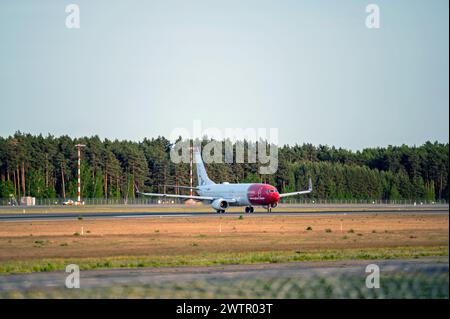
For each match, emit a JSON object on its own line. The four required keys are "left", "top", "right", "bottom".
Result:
{"left": 0, "top": 132, "right": 448, "bottom": 201}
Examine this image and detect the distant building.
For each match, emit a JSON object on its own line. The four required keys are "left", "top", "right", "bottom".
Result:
{"left": 20, "top": 196, "right": 35, "bottom": 206}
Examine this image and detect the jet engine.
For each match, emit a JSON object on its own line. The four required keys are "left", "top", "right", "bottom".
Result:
{"left": 211, "top": 198, "right": 229, "bottom": 210}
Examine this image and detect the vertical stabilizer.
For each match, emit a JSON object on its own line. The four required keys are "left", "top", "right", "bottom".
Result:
{"left": 194, "top": 149, "right": 215, "bottom": 186}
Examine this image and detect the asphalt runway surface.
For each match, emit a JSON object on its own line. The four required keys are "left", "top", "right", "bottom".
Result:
{"left": 0, "top": 208, "right": 448, "bottom": 221}
{"left": 0, "top": 257, "right": 447, "bottom": 294}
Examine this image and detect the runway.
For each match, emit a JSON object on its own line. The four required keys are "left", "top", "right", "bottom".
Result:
{"left": 0, "top": 208, "right": 448, "bottom": 221}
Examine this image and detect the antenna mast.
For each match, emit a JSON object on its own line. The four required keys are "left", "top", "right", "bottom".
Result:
{"left": 75, "top": 144, "right": 86, "bottom": 205}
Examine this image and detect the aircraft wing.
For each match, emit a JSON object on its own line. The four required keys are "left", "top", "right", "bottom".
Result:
{"left": 137, "top": 192, "right": 239, "bottom": 204}
{"left": 160, "top": 185, "right": 200, "bottom": 191}
{"left": 135, "top": 183, "right": 210, "bottom": 201}
{"left": 279, "top": 177, "right": 313, "bottom": 198}
{"left": 137, "top": 192, "right": 215, "bottom": 201}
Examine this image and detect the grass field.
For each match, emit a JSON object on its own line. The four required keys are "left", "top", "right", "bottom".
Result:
{"left": 0, "top": 213, "right": 447, "bottom": 274}
{"left": 0, "top": 246, "right": 447, "bottom": 274}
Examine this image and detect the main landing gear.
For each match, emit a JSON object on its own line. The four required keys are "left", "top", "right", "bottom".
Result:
{"left": 245, "top": 206, "right": 254, "bottom": 213}
{"left": 216, "top": 210, "right": 225, "bottom": 214}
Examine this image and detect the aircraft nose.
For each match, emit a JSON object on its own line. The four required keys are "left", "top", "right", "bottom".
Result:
{"left": 273, "top": 192, "right": 280, "bottom": 202}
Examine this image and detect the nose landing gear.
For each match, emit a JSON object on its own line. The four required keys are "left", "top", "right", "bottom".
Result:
{"left": 244, "top": 206, "right": 254, "bottom": 213}
{"left": 264, "top": 206, "right": 273, "bottom": 213}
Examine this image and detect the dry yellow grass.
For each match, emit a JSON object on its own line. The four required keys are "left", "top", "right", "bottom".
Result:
{"left": 0, "top": 214, "right": 447, "bottom": 261}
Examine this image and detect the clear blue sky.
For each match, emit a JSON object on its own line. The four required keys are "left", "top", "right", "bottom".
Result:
{"left": 0, "top": 0, "right": 448, "bottom": 150}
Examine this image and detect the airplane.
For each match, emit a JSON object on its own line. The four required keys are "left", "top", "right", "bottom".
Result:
{"left": 137, "top": 149, "right": 312, "bottom": 213}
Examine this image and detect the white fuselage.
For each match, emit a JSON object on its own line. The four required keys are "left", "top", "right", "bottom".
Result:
{"left": 197, "top": 183, "right": 253, "bottom": 206}
{"left": 196, "top": 182, "right": 280, "bottom": 208}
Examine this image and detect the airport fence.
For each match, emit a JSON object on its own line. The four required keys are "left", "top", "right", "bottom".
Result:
{"left": 278, "top": 198, "right": 449, "bottom": 205}
{"left": 0, "top": 197, "right": 164, "bottom": 206}
{"left": 1, "top": 265, "right": 448, "bottom": 299}
{"left": 0, "top": 197, "right": 448, "bottom": 206}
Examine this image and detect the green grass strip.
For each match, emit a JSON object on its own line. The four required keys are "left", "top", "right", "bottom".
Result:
{"left": 0, "top": 246, "right": 447, "bottom": 274}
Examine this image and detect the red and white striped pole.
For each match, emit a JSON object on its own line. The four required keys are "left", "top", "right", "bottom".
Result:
{"left": 75, "top": 144, "right": 86, "bottom": 205}
{"left": 189, "top": 143, "right": 193, "bottom": 197}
